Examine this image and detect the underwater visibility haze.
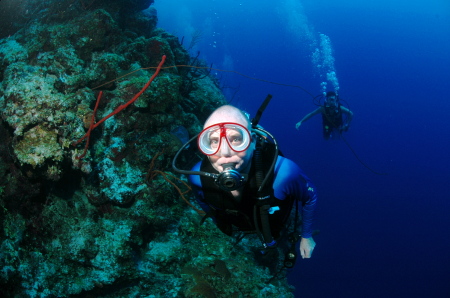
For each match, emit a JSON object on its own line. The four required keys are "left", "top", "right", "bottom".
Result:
{"left": 0, "top": 0, "right": 449, "bottom": 297}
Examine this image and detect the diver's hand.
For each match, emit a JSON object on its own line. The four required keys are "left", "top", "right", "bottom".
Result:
{"left": 295, "top": 121, "right": 302, "bottom": 130}
{"left": 340, "top": 124, "right": 349, "bottom": 132}
{"left": 299, "top": 237, "right": 316, "bottom": 259}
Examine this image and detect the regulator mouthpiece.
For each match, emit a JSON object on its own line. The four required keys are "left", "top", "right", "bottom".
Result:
{"left": 215, "top": 163, "right": 245, "bottom": 191}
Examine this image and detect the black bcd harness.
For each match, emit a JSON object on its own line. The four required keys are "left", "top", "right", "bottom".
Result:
{"left": 199, "top": 141, "right": 295, "bottom": 243}
{"left": 322, "top": 102, "right": 343, "bottom": 129}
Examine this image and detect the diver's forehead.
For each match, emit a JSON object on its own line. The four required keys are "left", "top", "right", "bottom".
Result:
{"left": 203, "top": 113, "right": 248, "bottom": 129}
{"left": 209, "top": 126, "right": 243, "bottom": 135}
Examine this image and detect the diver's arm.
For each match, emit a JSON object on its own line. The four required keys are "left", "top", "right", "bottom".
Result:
{"left": 299, "top": 179, "right": 317, "bottom": 240}
{"left": 296, "top": 107, "right": 322, "bottom": 129}
{"left": 273, "top": 157, "right": 317, "bottom": 238}
{"left": 299, "top": 185, "right": 317, "bottom": 259}
{"left": 340, "top": 106, "right": 354, "bottom": 126}
{"left": 293, "top": 166, "right": 318, "bottom": 259}
{"left": 273, "top": 157, "right": 318, "bottom": 258}
{"left": 188, "top": 162, "right": 212, "bottom": 214}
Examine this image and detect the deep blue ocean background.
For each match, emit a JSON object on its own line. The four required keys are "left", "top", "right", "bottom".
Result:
{"left": 154, "top": 0, "right": 450, "bottom": 297}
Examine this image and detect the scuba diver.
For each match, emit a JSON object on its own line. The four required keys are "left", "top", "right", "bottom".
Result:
{"left": 173, "top": 100, "right": 317, "bottom": 273}
{"left": 296, "top": 91, "right": 353, "bottom": 140}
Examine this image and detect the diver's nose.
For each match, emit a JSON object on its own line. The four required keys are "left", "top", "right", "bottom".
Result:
{"left": 219, "top": 138, "right": 232, "bottom": 156}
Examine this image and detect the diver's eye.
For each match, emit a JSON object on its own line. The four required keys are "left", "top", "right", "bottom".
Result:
{"left": 209, "top": 138, "right": 219, "bottom": 148}
{"left": 229, "top": 137, "right": 243, "bottom": 145}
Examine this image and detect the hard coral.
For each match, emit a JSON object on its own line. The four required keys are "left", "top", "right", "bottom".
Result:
{"left": 0, "top": 1, "right": 295, "bottom": 297}
{"left": 13, "top": 125, "right": 63, "bottom": 178}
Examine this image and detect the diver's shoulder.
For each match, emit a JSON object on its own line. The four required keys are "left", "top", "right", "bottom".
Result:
{"left": 188, "top": 161, "right": 202, "bottom": 187}
{"left": 276, "top": 155, "right": 302, "bottom": 172}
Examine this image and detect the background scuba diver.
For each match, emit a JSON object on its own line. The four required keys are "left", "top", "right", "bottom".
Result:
{"left": 182, "top": 105, "right": 317, "bottom": 270}
{"left": 296, "top": 91, "right": 353, "bottom": 140}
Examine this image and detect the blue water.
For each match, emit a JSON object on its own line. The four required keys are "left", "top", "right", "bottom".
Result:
{"left": 155, "top": 1, "right": 450, "bottom": 297}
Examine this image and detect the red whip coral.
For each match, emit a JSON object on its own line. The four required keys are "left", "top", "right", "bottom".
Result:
{"left": 73, "top": 55, "right": 167, "bottom": 159}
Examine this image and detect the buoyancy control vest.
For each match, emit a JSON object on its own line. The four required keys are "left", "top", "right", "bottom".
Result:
{"left": 322, "top": 103, "right": 343, "bottom": 128}
{"left": 199, "top": 142, "right": 294, "bottom": 239}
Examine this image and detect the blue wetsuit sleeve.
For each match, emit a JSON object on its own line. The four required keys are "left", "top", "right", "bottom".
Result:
{"left": 188, "top": 162, "right": 211, "bottom": 213}
{"left": 273, "top": 156, "right": 318, "bottom": 238}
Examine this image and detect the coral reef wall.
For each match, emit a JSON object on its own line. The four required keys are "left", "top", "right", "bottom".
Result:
{"left": 0, "top": 1, "right": 294, "bottom": 297}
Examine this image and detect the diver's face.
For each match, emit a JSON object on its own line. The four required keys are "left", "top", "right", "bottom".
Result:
{"left": 203, "top": 113, "right": 254, "bottom": 173}
{"left": 326, "top": 96, "right": 337, "bottom": 107}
